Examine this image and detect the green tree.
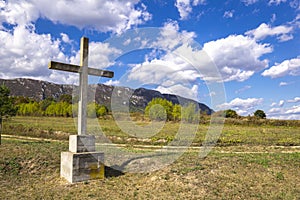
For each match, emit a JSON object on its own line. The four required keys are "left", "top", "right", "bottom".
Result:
{"left": 59, "top": 94, "right": 72, "bottom": 104}
{"left": 172, "top": 104, "right": 181, "bottom": 121}
{"left": 45, "top": 102, "right": 56, "bottom": 116}
{"left": 17, "top": 102, "right": 41, "bottom": 116}
{"left": 0, "top": 85, "right": 17, "bottom": 144}
{"left": 40, "top": 98, "right": 56, "bottom": 113}
{"left": 0, "top": 85, "right": 17, "bottom": 118}
{"left": 96, "top": 105, "right": 108, "bottom": 117}
{"left": 12, "top": 96, "right": 30, "bottom": 104}
{"left": 60, "top": 102, "right": 72, "bottom": 117}
{"left": 224, "top": 109, "right": 238, "bottom": 118}
{"left": 87, "top": 103, "right": 97, "bottom": 118}
{"left": 145, "top": 98, "right": 173, "bottom": 121}
{"left": 254, "top": 109, "right": 266, "bottom": 119}
{"left": 31, "top": 102, "right": 41, "bottom": 116}
{"left": 149, "top": 104, "right": 167, "bottom": 121}
{"left": 45, "top": 102, "right": 72, "bottom": 117}
{"left": 55, "top": 102, "right": 72, "bottom": 117}
{"left": 182, "top": 103, "right": 198, "bottom": 123}
{"left": 86, "top": 103, "right": 108, "bottom": 118}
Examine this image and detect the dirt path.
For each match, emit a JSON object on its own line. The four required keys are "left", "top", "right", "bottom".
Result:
{"left": 2, "top": 134, "right": 66, "bottom": 143}
{"left": 2, "top": 134, "right": 300, "bottom": 153}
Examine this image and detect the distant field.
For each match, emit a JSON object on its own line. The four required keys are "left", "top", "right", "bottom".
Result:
{"left": 2, "top": 116, "right": 300, "bottom": 146}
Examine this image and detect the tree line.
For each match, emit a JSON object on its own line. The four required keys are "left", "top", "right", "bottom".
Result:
{"left": 16, "top": 96, "right": 108, "bottom": 118}
{"left": 0, "top": 85, "right": 108, "bottom": 118}
{"left": 145, "top": 98, "right": 201, "bottom": 123}
{"left": 0, "top": 85, "right": 267, "bottom": 122}
{"left": 215, "top": 109, "right": 266, "bottom": 119}
{"left": 14, "top": 96, "right": 202, "bottom": 122}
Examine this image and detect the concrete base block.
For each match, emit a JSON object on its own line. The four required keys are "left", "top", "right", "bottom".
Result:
{"left": 69, "top": 135, "right": 96, "bottom": 153}
{"left": 61, "top": 151, "right": 105, "bottom": 183}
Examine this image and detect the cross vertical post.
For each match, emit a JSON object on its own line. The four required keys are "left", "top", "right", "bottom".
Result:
{"left": 78, "top": 37, "right": 89, "bottom": 135}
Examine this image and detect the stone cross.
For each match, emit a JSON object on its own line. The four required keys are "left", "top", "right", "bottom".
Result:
{"left": 49, "top": 37, "right": 113, "bottom": 183}
{"left": 49, "top": 37, "right": 114, "bottom": 136}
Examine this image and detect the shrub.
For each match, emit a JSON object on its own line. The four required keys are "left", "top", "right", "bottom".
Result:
{"left": 254, "top": 110, "right": 266, "bottom": 119}
{"left": 224, "top": 109, "right": 238, "bottom": 118}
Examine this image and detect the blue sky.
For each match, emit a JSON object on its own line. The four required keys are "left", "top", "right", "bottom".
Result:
{"left": 0, "top": 0, "right": 299, "bottom": 119}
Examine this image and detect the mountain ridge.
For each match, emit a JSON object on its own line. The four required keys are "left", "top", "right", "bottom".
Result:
{"left": 0, "top": 78, "right": 213, "bottom": 114}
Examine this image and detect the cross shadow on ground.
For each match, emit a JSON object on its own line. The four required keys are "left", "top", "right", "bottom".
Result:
{"left": 105, "top": 166, "right": 125, "bottom": 178}
{"left": 104, "top": 152, "right": 178, "bottom": 178}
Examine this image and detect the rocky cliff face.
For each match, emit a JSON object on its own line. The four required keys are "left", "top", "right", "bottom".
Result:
{"left": 0, "top": 78, "right": 74, "bottom": 101}
{"left": 0, "top": 78, "right": 213, "bottom": 114}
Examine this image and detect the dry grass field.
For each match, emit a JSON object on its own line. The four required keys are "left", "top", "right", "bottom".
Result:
{"left": 0, "top": 116, "right": 300, "bottom": 199}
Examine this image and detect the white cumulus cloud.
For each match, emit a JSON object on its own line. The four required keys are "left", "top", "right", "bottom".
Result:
{"left": 267, "top": 98, "right": 300, "bottom": 120}
{"left": 123, "top": 20, "right": 206, "bottom": 100}
{"left": 203, "top": 34, "right": 272, "bottom": 82}
{"left": 0, "top": 25, "right": 73, "bottom": 83}
{"left": 270, "top": 100, "right": 285, "bottom": 107}
{"left": 223, "top": 10, "right": 234, "bottom": 18}
{"left": 104, "top": 80, "right": 120, "bottom": 86}
{"left": 262, "top": 57, "right": 300, "bottom": 78}
{"left": 125, "top": 20, "right": 275, "bottom": 102}
{"left": 245, "top": 23, "right": 293, "bottom": 42}
{"left": 156, "top": 84, "right": 199, "bottom": 101}
{"left": 217, "top": 97, "right": 264, "bottom": 116}
{"left": 0, "top": 0, "right": 147, "bottom": 84}
{"left": 153, "top": 20, "right": 196, "bottom": 51}
{"left": 279, "top": 100, "right": 285, "bottom": 107}
{"left": 0, "top": 1, "right": 39, "bottom": 25}
{"left": 69, "top": 42, "right": 122, "bottom": 70}
{"left": 286, "top": 105, "right": 300, "bottom": 114}
{"left": 175, "top": 0, "right": 206, "bottom": 20}
{"left": 279, "top": 81, "right": 288, "bottom": 86}
{"left": 60, "top": 33, "right": 72, "bottom": 44}
{"left": 127, "top": 53, "right": 201, "bottom": 101}
{"left": 268, "top": 0, "right": 287, "bottom": 6}
{"left": 0, "top": 24, "right": 122, "bottom": 84}
{"left": 287, "top": 97, "right": 300, "bottom": 103}
{"left": 241, "top": 0, "right": 259, "bottom": 6}
{"left": 1, "top": 0, "right": 151, "bottom": 34}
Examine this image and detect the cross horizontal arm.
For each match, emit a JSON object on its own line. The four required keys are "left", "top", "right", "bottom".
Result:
{"left": 88, "top": 67, "right": 114, "bottom": 78}
{"left": 49, "top": 61, "right": 80, "bottom": 73}
{"left": 48, "top": 61, "right": 114, "bottom": 78}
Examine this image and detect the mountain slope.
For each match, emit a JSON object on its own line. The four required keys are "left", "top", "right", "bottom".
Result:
{"left": 0, "top": 78, "right": 213, "bottom": 114}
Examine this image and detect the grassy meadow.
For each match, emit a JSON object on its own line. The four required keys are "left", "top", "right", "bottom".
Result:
{"left": 0, "top": 116, "right": 300, "bottom": 199}
{"left": 2, "top": 116, "right": 300, "bottom": 146}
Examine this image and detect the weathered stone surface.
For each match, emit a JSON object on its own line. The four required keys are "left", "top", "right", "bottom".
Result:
{"left": 69, "top": 135, "right": 96, "bottom": 153}
{"left": 61, "top": 152, "right": 105, "bottom": 183}
{"left": 49, "top": 61, "right": 114, "bottom": 78}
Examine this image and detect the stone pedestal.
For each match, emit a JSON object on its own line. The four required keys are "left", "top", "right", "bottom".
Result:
{"left": 61, "top": 135, "right": 105, "bottom": 183}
